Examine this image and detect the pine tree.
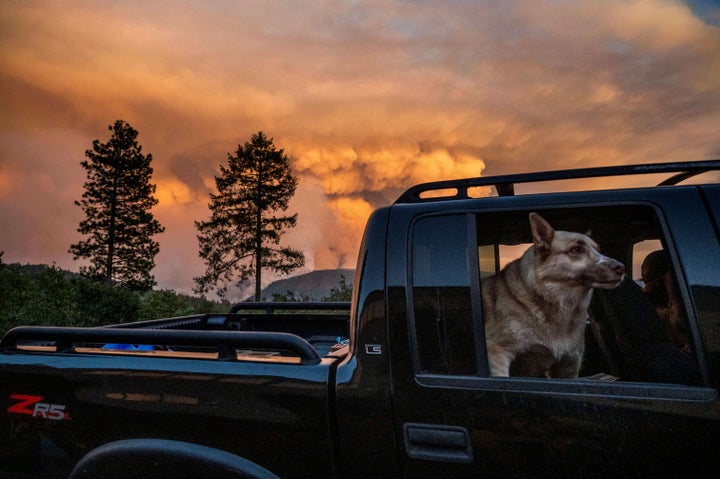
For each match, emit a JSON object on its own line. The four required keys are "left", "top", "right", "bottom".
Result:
{"left": 323, "top": 275, "right": 353, "bottom": 302}
{"left": 195, "top": 131, "right": 304, "bottom": 300}
{"left": 70, "top": 120, "right": 164, "bottom": 290}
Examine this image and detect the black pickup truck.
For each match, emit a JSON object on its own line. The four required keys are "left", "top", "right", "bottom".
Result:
{"left": 2, "top": 160, "right": 719, "bottom": 478}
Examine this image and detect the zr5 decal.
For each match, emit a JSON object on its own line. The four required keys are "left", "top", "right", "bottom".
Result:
{"left": 7, "top": 394, "right": 71, "bottom": 421}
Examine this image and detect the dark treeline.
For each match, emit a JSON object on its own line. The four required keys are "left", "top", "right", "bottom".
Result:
{"left": 0, "top": 262, "right": 228, "bottom": 335}
{"left": 0, "top": 262, "right": 353, "bottom": 336}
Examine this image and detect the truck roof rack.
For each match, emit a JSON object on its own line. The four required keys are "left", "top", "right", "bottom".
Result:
{"left": 395, "top": 159, "right": 720, "bottom": 204}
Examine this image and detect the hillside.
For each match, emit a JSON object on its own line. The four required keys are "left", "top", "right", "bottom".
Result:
{"left": 2, "top": 262, "right": 354, "bottom": 304}
{"left": 261, "top": 269, "right": 355, "bottom": 301}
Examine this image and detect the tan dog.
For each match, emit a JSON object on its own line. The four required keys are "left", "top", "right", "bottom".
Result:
{"left": 482, "top": 213, "right": 625, "bottom": 378}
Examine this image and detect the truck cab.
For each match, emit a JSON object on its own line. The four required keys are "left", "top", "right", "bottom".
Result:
{"left": 338, "top": 161, "right": 720, "bottom": 477}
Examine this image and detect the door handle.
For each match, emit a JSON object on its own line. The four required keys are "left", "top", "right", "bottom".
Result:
{"left": 403, "top": 423, "right": 473, "bottom": 463}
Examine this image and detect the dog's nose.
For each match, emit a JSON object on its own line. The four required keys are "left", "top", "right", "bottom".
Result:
{"left": 612, "top": 261, "right": 625, "bottom": 275}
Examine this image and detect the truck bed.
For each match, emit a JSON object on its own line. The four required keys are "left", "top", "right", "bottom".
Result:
{"left": 1, "top": 302, "right": 351, "bottom": 363}
{"left": 0, "top": 302, "right": 351, "bottom": 479}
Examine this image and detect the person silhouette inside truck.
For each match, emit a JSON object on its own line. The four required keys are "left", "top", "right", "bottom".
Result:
{"left": 641, "top": 250, "right": 691, "bottom": 355}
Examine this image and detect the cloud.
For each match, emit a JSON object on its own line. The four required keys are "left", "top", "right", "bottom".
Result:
{"left": 293, "top": 143, "right": 485, "bottom": 196}
{"left": 1, "top": 0, "right": 719, "bottom": 297}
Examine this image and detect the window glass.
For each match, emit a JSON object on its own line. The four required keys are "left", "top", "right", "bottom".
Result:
{"left": 411, "top": 215, "right": 477, "bottom": 375}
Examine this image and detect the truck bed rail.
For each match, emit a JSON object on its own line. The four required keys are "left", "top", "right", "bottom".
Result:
{"left": 0, "top": 326, "right": 321, "bottom": 365}
{"left": 228, "top": 301, "right": 351, "bottom": 314}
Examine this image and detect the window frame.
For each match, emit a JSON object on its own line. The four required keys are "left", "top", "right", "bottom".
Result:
{"left": 405, "top": 201, "right": 713, "bottom": 401}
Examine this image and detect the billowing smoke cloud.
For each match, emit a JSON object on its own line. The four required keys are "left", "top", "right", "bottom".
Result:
{"left": 1, "top": 0, "right": 719, "bottom": 296}
{"left": 285, "top": 143, "right": 485, "bottom": 269}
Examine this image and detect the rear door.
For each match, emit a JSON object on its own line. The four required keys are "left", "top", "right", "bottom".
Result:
{"left": 388, "top": 187, "right": 720, "bottom": 478}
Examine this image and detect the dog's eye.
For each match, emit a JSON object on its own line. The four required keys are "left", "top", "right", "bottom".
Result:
{"left": 569, "top": 245, "right": 585, "bottom": 254}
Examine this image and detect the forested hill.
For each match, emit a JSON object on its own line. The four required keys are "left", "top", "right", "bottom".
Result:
{"left": 260, "top": 269, "right": 355, "bottom": 301}
{"left": 2, "top": 263, "right": 354, "bottom": 302}
{"left": 0, "top": 263, "right": 353, "bottom": 334}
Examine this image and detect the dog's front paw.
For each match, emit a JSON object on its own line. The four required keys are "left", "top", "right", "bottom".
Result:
{"left": 486, "top": 342, "right": 512, "bottom": 377}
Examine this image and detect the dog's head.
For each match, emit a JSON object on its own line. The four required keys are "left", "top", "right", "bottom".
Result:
{"left": 529, "top": 212, "right": 625, "bottom": 289}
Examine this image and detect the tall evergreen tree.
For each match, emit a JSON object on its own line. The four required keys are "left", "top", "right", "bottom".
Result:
{"left": 70, "top": 120, "right": 164, "bottom": 290}
{"left": 195, "top": 131, "right": 304, "bottom": 300}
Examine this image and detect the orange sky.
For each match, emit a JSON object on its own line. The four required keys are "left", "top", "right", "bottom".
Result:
{"left": 1, "top": 0, "right": 719, "bottom": 297}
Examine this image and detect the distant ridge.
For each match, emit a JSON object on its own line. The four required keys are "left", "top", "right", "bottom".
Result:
{"left": 3, "top": 262, "right": 355, "bottom": 303}
{"left": 260, "top": 269, "right": 355, "bottom": 301}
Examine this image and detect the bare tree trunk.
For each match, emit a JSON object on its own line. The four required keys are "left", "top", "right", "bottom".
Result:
{"left": 254, "top": 180, "right": 262, "bottom": 301}
{"left": 105, "top": 171, "right": 118, "bottom": 284}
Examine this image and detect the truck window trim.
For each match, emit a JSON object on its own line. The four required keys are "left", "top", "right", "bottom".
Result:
{"left": 406, "top": 200, "right": 713, "bottom": 392}
{"left": 414, "top": 373, "right": 716, "bottom": 401}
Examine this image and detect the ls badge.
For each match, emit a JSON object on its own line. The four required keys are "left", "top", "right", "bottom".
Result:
{"left": 364, "top": 344, "right": 383, "bottom": 355}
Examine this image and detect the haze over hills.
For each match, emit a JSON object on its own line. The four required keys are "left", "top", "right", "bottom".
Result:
{"left": 260, "top": 269, "right": 355, "bottom": 301}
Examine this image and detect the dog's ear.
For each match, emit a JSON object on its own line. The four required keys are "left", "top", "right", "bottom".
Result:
{"left": 529, "top": 213, "right": 554, "bottom": 250}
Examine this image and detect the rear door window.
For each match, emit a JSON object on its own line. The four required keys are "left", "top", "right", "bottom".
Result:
{"left": 409, "top": 205, "right": 702, "bottom": 386}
